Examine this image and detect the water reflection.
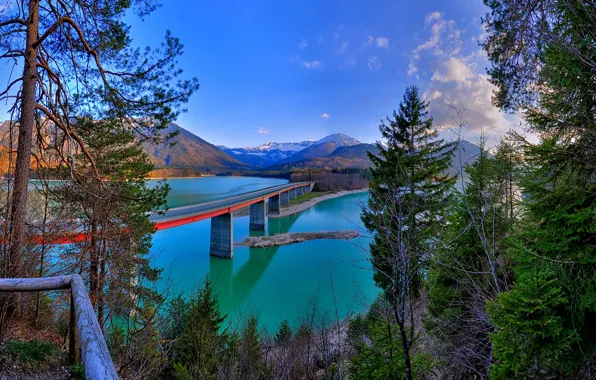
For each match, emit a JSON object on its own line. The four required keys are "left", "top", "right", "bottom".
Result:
{"left": 209, "top": 213, "right": 300, "bottom": 314}
{"left": 153, "top": 191, "right": 378, "bottom": 330}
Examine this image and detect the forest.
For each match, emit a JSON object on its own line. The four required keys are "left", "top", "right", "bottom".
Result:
{"left": 0, "top": 0, "right": 594, "bottom": 379}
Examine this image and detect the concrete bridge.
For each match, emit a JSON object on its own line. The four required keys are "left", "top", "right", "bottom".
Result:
{"left": 149, "top": 182, "right": 314, "bottom": 259}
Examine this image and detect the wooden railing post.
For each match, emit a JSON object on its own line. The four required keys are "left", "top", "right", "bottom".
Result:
{"left": 70, "top": 274, "right": 118, "bottom": 379}
{"left": 0, "top": 275, "right": 118, "bottom": 379}
{"left": 69, "top": 294, "right": 80, "bottom": 365}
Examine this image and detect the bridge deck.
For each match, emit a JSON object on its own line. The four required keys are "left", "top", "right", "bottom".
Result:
{"left": 150, "top": 182, "right": 312, "bottom": 230}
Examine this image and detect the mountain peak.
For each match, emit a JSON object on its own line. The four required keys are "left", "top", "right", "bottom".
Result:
{"left": 315, "top": 133, "right": 361, "bottom": 146}
{"left": 254, "top": 141, "right": 313, "bottom": 152}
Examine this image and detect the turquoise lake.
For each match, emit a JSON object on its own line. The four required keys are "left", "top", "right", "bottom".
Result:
{"left": 150, "top": 177, "right": 378, "bottom": 331}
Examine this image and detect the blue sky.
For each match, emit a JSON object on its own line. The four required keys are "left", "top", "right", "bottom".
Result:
{"left": 0, "top": 0, "right": 521, "bottom": 147}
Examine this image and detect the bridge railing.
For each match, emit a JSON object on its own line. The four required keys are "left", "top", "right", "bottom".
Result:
{"left": 0, "top": 275, "right": 118, "bottom": 380}
{"left": 153, "top": 181, "right": 313, "bottom": 214}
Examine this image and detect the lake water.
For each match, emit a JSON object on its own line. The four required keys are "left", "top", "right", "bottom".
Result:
{"left": 153, "top": 176, "right": 288, "bottom": 208}
{"left": 150, "top": 177, "right": 378, "bottom": 331}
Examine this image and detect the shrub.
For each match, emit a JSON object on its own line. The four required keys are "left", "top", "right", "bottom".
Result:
{"left": 7, "top": 339, "right": 57, "bottom": 364}
{"left": 69, "top": 364, "right": 85, "bottom": 380}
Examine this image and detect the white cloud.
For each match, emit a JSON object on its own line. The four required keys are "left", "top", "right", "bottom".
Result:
{"left": 409, "top": 12, "right": 518, "bottom": 143}
{"left": 320, "top": 113, "right": 331, "bottom": 119}
{"left": 409, "top": 11, "right": 462, "bottom": 76}
{"left": 257, "top": 127, "right": 270, "bottom": 134}
{"left": 302, "top": 60, "right": 321, "bottom": 69}
{"left": 431, "top": 57, "right": 475, "bottom": 86}
{"left": 366, "top": 36, "right": 389, "bottom": 49}
{"left": 345, "top": 55, "right": 357, "bottom": 67}
{"left": 376, "top": 37, "right": 389, "bottom": 48}
{"left": 367, "top": 56, "right": 382, "bottom": 71}
{"left": 292, "top": 56, "right": 322, "bottom": 69}
{"left": 299, "top": 39, "right": 308, "bottom": 49}
{"left": 423, "top": 90, "right": 442, "bottom": 101}
{"left": 336, "top": 41, "right": 349, "bottom": 54}
{"left": 425, "top": 11, "right": 443, "bottom": 24}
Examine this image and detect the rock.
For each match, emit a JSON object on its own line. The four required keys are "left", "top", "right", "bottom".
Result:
{"left": 236, "top": 230, "right": 360, "bottom": 247}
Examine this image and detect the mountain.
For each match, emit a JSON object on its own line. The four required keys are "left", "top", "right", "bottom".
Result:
{"left": 331, "top": 143, "right": 379, "bottom": 159}
{"left": 218, "top": 140, "right": 313, "bottom": 167}
{"left": 219, "top": 133, "right": 362, "bottom": 168}
{"left": 143, "top": 123, "right": 249, "bottom": 176}
{"left": 275, "top": 133, "right": 361, "bottom": 165}
{"left": 269, "top": 140, "right": 486, "bottom": 182}
{"left": 270, "top": 143, "right": 379, "bottom": 170}
{"left": 0, "top": 118, "right": 487, "bottom": 179}
{"left": 449, "top": 140, "right": 487, "bottom": 184}
{"left": 255, "top": 141, "right": 313, "bottom": 152}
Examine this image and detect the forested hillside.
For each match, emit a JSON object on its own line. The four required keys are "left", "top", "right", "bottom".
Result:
{"left": 143, "top": 123, "right": 249, "bottom": 175}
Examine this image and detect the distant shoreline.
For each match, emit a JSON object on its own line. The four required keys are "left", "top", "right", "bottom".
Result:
{"left": 146, "top": 174, "right": 282, "bottom": 180}
{"left": 270, "top": 188, "right": 369, "bottom": 218}
{"left": 228, "top": 188, "right": 368, "bottom": 219}
{"left": 146, "top": 175, "right": 214, "bottom": 180}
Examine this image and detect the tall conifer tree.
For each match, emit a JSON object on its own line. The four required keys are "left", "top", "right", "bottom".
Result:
{"left": 362, "top": 85, "right": 455, "bottom": 379}
{"left": 483, "top": 1, "right": 596, "bottom": 377}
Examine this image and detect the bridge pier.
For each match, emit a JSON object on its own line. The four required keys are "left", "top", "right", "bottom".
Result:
{"left": 210, "top": 212, "right": 233, "bottom": 258}
{"left": 250, "top": 201, "right": 266, "bottom": 230}
{"left": 268, "top": 194, "right": 280, "bottom": 215}
{"left": 296, "top": 186, "right": 303, "bottom": 196}
{"left": 289, "top": 188, "right": 296, "bottom": 200}
{"left": 280, "top": 191, "right": 289, "bottom": 205}
{"left": 304, "top": 185, "right": 310, "bottom": 193}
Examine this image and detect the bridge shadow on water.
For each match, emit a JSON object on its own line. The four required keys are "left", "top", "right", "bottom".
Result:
{"left": 209, "top": 213, "right": 301, "bottom": 317}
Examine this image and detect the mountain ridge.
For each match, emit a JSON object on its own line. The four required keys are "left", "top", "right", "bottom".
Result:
{"left": 142, "top": 123, "right": 249, "bottom": 175}
{"left": 274, "top": 133, "right": 361, "bottom": 165}
{"left": 0, "top": 120, "right": 487, "bottom": 178}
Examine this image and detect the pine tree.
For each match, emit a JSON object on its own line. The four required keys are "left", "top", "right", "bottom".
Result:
{"left": 173, "top": 276, "right": 227, "bottom": 380}
{"left": 488, "top": 154, "right": 596, "bottom": 377}
{"left": 238, "top": 316, "right": 269, "bottom": 379}
{"left": 363, "top": 85, "right": 456, "bottom": 292}
{"left": 54, "top": 118, "right": 168, "bottom": 326}
{"left": 275, "top": 320, "right": 292, "bottom": 345}
{"left": 0, "top": 0, "right": 198, "bottom": 279}
{"left": 426, "top": 138, "right": 513, "bottom": 377}
{"left": 361, "top": 85, "right": 455, "bottom": 379}
{"left": 492, "top": 132, "right": 524, "bottom": 222}
{"left": 484, "top": 2, "right": 596, "bottom": 376}
{"left": 47, "top": 117, "right": 171, "bottom": 377}
{"left": 349, "top": 318, "right": 435, "bottom": 379}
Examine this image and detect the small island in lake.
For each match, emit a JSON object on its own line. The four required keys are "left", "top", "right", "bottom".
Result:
{"left": 237, "top": 230, "right": 359, "bottom": 248}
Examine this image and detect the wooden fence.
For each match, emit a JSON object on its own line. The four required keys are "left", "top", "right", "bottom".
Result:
{"left": 0, "top": 275, "right": 118, "bottom": 379}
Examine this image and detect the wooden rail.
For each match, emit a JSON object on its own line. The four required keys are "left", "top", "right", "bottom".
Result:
{"left": 0, "top": 275, "right": 118, "bottom": 379}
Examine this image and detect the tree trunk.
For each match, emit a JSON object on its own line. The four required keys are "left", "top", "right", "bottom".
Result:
{"left": 397, "top": 320, "right": 414, "bottom": 380}
{"left": 89, "top": 220, "right": 98, "bottom": 310}
{"left": 8, "top": 0, "right": 39, "bottom": 277}
{"left": 97, "top": 238, "right": 106, "bottom": 331}
{"left": 35, "top": 190, "right": 50, "bottom": 327}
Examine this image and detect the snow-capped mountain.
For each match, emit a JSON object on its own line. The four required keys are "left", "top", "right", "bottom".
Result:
{"left": 218, "top": 140, "right": 314, "bottom": 167}
{"left": 315, "top": 133, "right": 360, "bottom": 146}
{"left": 254, "top": 141, "right": 313, "bottom": 152}
{"left": 274, "top": 133, "right": 362, "bottom": 165}
{"left": 218, "top": 134, "right": 361, "bottom": 167}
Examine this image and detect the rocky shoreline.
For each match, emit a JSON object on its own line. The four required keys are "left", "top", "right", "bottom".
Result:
{"left": 236, "top": 230, "right": 359, "bottom": 247}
